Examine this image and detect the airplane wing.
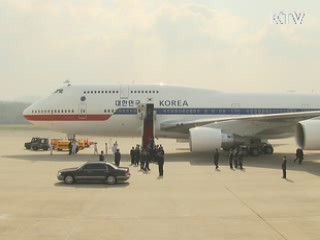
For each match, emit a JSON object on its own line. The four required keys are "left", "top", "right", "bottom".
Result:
{"left": 160, "top": 111, "right": 320, "bottom": 138}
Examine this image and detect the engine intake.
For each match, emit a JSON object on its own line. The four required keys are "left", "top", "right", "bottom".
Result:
{"left": 189, "top": 127, "right": 242, "bottom": 152}
{"left": 296, "top": 120, "right": 320, "bottom": 150}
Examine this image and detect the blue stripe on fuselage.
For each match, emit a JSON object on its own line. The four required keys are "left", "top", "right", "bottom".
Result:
{"left": 114, "top": 108, "right": 320, "bottom": 115}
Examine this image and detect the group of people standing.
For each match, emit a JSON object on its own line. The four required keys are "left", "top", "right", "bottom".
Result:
{"left": 94, "top": 140, "right": 304, "bottom": 180}
{"left": 213, "top": 147, "right": 245, "bottom": 170}
{"left": 214, "top": 146, "right": 304, "bottom": 180}
{"left": 130, "top": 144, "right": 165, "bottom": 177}
{"left": 228, "top": 147, "right": 245, "bottom": 170}
{"left": 68, "top": 141, "right": 79, "bottom": 155}
{"left": 96, "top": 141, "right": 165, "bottom": 177}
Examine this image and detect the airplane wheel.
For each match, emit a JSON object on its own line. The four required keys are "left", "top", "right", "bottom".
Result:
{"left": 241, "top": 148, "right": 249, "bottom": 157}
{"left": 264, "top": 146, "right": 274, "bottom": 154}
{"left": 250, "top": 148, "right": 260, "bottom": 157}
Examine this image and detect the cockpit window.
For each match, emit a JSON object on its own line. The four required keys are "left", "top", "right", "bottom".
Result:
{"left": 53, "top": 89, "right": 64, "bottom": 94}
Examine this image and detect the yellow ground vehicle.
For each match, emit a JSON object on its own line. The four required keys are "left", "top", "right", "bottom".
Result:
{"left": 82, "top": 139, "right": 94, "bottom": 148}
{"left": 50, "top": 139, "right": 90, "bottom": 151}
{"left": 50, "top": 139, "right": 60, "bottom": 150}
{"left": 56, "top": 140, "right": 71, "bottom": 151}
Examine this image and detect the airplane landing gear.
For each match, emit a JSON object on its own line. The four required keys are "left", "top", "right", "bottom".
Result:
{"left": 238, "top": 142, "right": 274, "bottom": 157}
{"left": 263, "top": 144, "right": 274, "bottom": 154}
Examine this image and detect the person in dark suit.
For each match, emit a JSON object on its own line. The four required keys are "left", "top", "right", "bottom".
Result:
{"left": 99, "top": 151, "right": 105, "bottom": 161}
{"left": 228, "top": 148, "right": 234, "bottom": 169}
{"left": 213, "top": 149, "right": 220, "bottom": 170}
{"left": 114, "top": 149, "right": 121, "bottom": 167}
{"left": 130, "top": 147, "right": 135, "bottom": 166}
{"left": 282, "top": 155, "right": 287, "bottom": 179}
{"left": 134, "top": 145, "right": 140, "bottom": 166}
{"left": 294, "top": 148, "right": 304, "bottom": 164}
{"left": 157, "top": 150, "right": 164, "bottom": 177}
{"left": 68, "top": 141, "right": 72, "bottom": 155}
{"left": 298, "top": 149, "right": 304, "bottom": 164}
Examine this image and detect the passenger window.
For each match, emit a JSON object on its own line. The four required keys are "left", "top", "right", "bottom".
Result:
{"left": 83, "top": 164, "right": 106, "bottom": 170}
{"left": 83, "top": 165, "right": 91, "bottom": 170}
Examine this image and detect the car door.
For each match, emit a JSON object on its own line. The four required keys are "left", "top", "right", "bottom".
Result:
{"left": 91, "top": 163, "right": 109, "bottom": 181}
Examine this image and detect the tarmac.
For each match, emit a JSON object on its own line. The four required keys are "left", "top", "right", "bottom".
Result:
{"left": 0, "top": 125, "right": 320, "bottom": 240}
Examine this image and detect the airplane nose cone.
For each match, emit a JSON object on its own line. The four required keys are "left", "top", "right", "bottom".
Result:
{"left": 23, "top": 105, "right": 32, "bottom": 121}
{"left": 23, "top": 108, "right": 28, "bottom": 117}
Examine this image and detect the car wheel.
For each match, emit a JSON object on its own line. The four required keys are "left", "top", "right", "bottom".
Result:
{"left": 106, "top": 176, "right": 116, "bottom": 185}
{"left": 64, "top": 175, "right": 74, "bottom": 184}
{"left": 32, "top": 146, "right": 38, "bottom": 151}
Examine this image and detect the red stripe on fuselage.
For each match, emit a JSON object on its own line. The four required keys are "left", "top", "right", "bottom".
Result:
{"left": 24, "top": 115, "right": 112, "bottom": 121}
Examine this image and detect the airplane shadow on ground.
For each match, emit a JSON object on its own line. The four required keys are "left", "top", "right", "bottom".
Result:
{"left": 186, "top": 152, "right": 320, "bottom": 177}
{"left": 3, "top": 150, "right": 320, "bottom": 176}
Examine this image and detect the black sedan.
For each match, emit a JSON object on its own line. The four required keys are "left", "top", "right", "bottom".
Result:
{"left": 57, "top": 162, "right": 130, "bottom": 185}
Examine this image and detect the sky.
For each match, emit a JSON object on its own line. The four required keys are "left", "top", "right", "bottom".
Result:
{"left": 1, "top": 0, "right": 320, "bottom": 101}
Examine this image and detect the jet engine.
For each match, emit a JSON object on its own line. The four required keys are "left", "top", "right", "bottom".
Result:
{"left": 189, "top": 127, "right": 242, "bottom": 152}
{"left": 296, "top": 120, "right": 320, "bottom": 150}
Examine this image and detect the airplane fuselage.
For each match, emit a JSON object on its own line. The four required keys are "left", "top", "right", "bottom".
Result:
{"left": 23, "top": 84, "right": 320, "bottom": 140}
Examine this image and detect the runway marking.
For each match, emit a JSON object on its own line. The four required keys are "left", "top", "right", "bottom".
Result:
{"left": 224, "top": 186, "right": 288, "bottom": 240}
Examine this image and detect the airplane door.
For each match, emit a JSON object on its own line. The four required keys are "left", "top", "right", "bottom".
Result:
{"left": 78, "top": 103, "right": 87, "bottom": 120}
{"left": 120, "top": 85, "right": 129, "bottom": 99}
{"left": 142, "top": 103, "right": 155, "bottom": 150}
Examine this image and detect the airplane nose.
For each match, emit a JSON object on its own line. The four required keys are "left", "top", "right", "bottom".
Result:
{"left": 23, "top": 105, "right": 32, "bottom": 121}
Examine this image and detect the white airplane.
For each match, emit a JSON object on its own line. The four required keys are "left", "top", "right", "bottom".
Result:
{"left": 23, "top": 83, "right": 320, "bottom": 155}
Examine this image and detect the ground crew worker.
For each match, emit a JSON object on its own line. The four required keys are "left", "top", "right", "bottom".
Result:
{"left": 112, "top": 141, "right": 118, "bottom": 156}
{"left": 105, "top": 143, "right": 108, "bottom": 157}
{"left": 93, "top": 143, "right": 98, "bottom": 155}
